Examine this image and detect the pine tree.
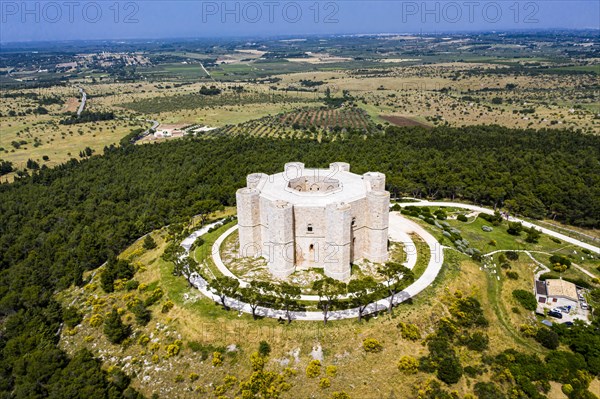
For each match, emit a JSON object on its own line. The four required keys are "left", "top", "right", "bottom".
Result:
{"left": 103, "top": 309, "right": 130, "bottom": 344}
{"left": 131, "top": 302, "right": 151, "bottom": 326}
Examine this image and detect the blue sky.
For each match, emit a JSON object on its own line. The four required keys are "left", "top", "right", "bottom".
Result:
{"left": 1, "top": 1, "right": 599, "bottom": 43}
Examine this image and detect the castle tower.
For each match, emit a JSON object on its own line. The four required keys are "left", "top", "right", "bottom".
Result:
{"left": 246, "top": 173, "right": 268, "bottom": 190}
{"left": 365, "top": 190, "right": 390, "bottom": 263}
{"left": 236, "top": 188, "right": 261, "bottom": 257}
{"left": 329, "top": 162, "right": 350, "bottom": 173}
{"left": 324, "top": 202, "right": 352, "bottom": 280}
{"left": 363, "top": 171, "right": 386, "bottom": 191}
{"left": 266, "top": 200, "right": 295, "bottom": 278}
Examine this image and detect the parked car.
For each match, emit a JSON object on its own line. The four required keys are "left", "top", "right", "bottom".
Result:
{"left": 563, "top": 321, "right": 574, "bottom": 327}
{"left": 581, "top": 302, "right": 588, "bottom": 310}
{"left": 548, "top": 310, "right": 563, "bottom": 319}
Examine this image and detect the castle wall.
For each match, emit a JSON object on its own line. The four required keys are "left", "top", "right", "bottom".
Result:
{"left": 292, "top": 206, "right": 326, "bottom": 269}
{"left": 347, "top": 198, "right": 368, "bottom": 262}
{"left": 236, "top": 188, "right": 261, "bottom": 257}
{"left": 266, "top": 200, "right": 295, "bottom": 278}
{"left": 364, "top": 190, "right": 390, "bottom": 263}
{"left": 324, "top": 202, "right": 352, "bottom": 280}
{"left": 236, "top": 163, "right": 390, "bottom": 281}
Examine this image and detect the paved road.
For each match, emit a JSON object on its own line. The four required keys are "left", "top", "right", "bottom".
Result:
{"left": 77, "top": 87, "right": 86, "bottom": 116}
{"left": 183, "top": 212, "right": 444, "bottom": 321}
{"left": 397, "top": 200, "right": 600, "bottom": 255}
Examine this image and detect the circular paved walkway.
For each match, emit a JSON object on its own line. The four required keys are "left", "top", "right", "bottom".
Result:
{"left": 209, "top": 213, "right": 419, "bottom": 302}
{"left": 182, "top": 212, "right": 443, "bottom": 321}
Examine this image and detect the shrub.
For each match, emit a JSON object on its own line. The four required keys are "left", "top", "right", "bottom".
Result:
{"left": 249, "top": 351, "right": 265, "bottom": 371}
{"left": 137, "top": 335, "right": 150, "bottom": 346}
{"left": 325, "top": 365, "right": 337, "bottom": 377}
{"left": 464, "top": 365, "right": 483, "bottom": 377}
{"left": 258, "top": 340, "right": 271, "bottom": 357}
{"left": 212, "top": 351, "right": 223, "bottom": 367}
{"left": 143, "top": 235, "right": 157, "bottom": 250}
{"left": 549, "top": 255, "right": 571, "bottom": 267}
{"left": 507, "top": 222, "right": 523, "bottom": 235}
{"left": 174, "top": 374, "right": 184, "bottom": 383}
{"left": 125, "top": 279, "right": 139, "bottom": 291}
{"left": 525, "top": 227, "right": 541, "bottom": 243}
{"left": 506, "top": 271, "right": 519, "bottom": 280}
{"left": 512, "top": 289, "right": 537, "bottom": 311}
{"left": 63, "top": 306, "right": 83, "bottom": 328}
{"left": 131, "top": 301, "right": 151, "bottom": 326}
{"left": 437, "top": 354, "right": 463, "bottom": 384}
{"left": 397, "top": 322, "right": 421, "bottom": 341}
{"left": 535, "top": 328, "right": 559, "bottom": 349}
{"left": 189, "top": 373, "right": 199, "bottom": 382}
{"left": 306, "top": 360, "right": 322, "bottom": 378}
{"left": 460, "top": 332, "right": 489, "bottom": 351}
{"left": 89, "top": 314, "right": 104, "bottom": 327}
{"left": 562, "top": 384, "right": 573, "bottom": 395}
{"left": 161, "top": 300, "right": 174, "bottom": 313}
{"left": 505, "top": 251, "right": 519, "bottom": 261}
{"left": 550, "top": 237, "right": 562, "bottom": 244}
{"left": 480, "top": 211, "right": 503, "bottom": 226}
{"left": 553, "top": 264, "right": 568, "bottom": 273}
{"left": 165, "top": 344, "right": 181, "bottom": 358}
{"left": 145, "top": 288, "right": 164, "bottom": 306}
{"left": 474, "top": 382, "right": 505, "bottom": 399}
{"left": 397, "top": 356, "right": 419, "bottom": 374}
{"left": 330, "top": 392, "right": 351, "bottom": 399}
{"left": 449, "top": 296, "right": 488, "bottom": 327}
{"left": 457, "top": 214, "right": 468, "bottom": 222}
{"left": 319, "top": 377, "right": 331, "bottom": 389}
{"left": 362, "top": 338, "right": 383, "bottom": 353}
{"left": 188, "top": 341, "right": 226, "bottom": 361}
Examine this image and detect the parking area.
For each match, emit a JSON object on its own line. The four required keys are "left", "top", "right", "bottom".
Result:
{"left": 537, "top": 287, "right": 591, "bottom": 324}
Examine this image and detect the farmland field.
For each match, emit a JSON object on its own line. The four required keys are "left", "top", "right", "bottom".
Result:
{"left": 380, "top": 115, "right": 430, "bottom": 128}
{"left": 278, "top": 107, "right": 374, "bottom": 131}
{"left": 206, "top": 106, "right": 379, "bottom": 138}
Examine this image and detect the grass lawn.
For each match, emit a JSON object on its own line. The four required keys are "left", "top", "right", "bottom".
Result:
{"left": 57, "top": 206, "right": 596, "bottom": 398}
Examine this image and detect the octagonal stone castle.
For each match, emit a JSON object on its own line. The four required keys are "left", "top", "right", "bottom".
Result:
{"left": 236, "top": 162, "right": 390, "bottom": 281}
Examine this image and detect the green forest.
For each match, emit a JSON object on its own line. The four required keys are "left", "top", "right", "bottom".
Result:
{"left": 0, "top": 125, "right": 599, "bottom": 397}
